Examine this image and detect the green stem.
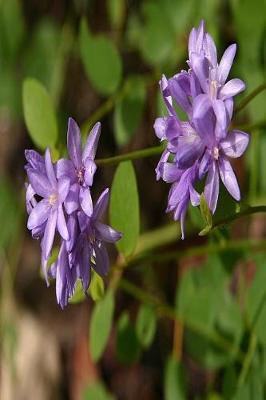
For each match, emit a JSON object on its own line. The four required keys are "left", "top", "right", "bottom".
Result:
{"left": 119, "top": 278, "right": 244, "bottom": 362}
{"left": 203, "top": 205, "right": 266, "bottom": 235}
{"left": 235, "top": 82, "right": 266, "bottom": 114}
{"left": 237, "top": 333, "right": 257, "bottom": 388}
{"left": 96, "top": 145, "right": 164, "bottom": 166}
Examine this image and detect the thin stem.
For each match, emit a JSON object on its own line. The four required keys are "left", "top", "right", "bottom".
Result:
{"left": 96, "top": 145, "right": 164, "bottom": 166}
{"left": 209, "top": 205, "right": 266, "bottom": 233}
{"left": 119, "top": 278, "right": 244, "bottom": 362}
{"left": 237, "top": 333, "right": 257, "bottom": 388}
{"left": 235, "top": 83, "right": 266, "bottom": 114}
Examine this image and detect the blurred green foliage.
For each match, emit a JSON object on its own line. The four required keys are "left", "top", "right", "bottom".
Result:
{"left": 0, "top": 0, "right": 265, "bottom": 399}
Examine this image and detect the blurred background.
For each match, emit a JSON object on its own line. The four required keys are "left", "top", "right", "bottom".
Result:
{"left": 0, "top": 0, "right": 266, "bottom": 399}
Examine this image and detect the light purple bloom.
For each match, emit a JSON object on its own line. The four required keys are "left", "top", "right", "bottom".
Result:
{"left": 57, "top": 118, "right": 101, "bottom": 216}
{"left": 25, "top": 118, "right": 122, "bottom": 307}
{"left": 51, "top": 188, "right": 122, "bottom": 308}
{"left": 27, "top": 149, "right": 70, "bottom": 263}
{"left": 154, "top": 20, "right": 250, "bottom": 238}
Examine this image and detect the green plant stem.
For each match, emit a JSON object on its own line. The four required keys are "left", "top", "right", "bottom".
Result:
{"left": 96, "top": 145, "right": 164, "bottom": 166}
{"left": 235, "top": 83, "right": 266, "bottom": 114}
{"left": 237, "top": 333, "right": 257, "bottom": 388}
{"left": 208, "top": 205, "right": 266, "bottom": 234}
{"left": 119, "top": 278, "right": 244, "bottom": 362}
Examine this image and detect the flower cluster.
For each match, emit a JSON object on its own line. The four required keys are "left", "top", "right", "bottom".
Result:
{"left": 154, "top": 20, "right": 250, "bottom": 238}
{"left": 25, "top": 118, "right": 122, "bottom": 308}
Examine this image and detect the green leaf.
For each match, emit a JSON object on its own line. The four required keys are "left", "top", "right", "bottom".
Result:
{"left": 89, "top": 270, "right": 105, "bottom": 302}
{"left": 79, "top": 19, "right": 122, "bottom": 95}
{"left": 114, "top": 76, "right": 146, "bottom": 147}
{"left": 164, "top": 357, "right": 186, "bottom": 400}
{"left": 116, "top": 312, "right": 140, "bottom": 364}
{"left": 83, "top": 381, "right": 115, "bottom": 400}
{"left": 89, "top": 289, "right": 115, "bottom": 361}
{"left": 110, "top": 161, "right": 139, "bottom": 257}
{"left": 136, "top": 304, "right": 156, "bottom": 348}
{"left": 22, "top": 78, "right": 58, "bottom": 150}
{"left": 69, "top": 280, "right": 86, "bottom": 304}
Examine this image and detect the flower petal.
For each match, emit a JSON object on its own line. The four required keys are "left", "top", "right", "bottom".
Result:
{"left": 67, "top": 117, "right": 82, "bottom": 169}
{"left": 45, "top": 148, "right": 57, "bottom": 188}
{"left": 220, "top": 130, "right": 249, "bottom": 158}
{"left": 56, "top": 159, "right": 76, "bottom": 182}
{"left": 25, "top": 149, "right": 45, "bottom": 174}
{"left": 80, "top": 187, "right": 93, "bottom": 217}
{"left": 219, "top": 78, "right": 245, "bottom": 100}
{"left": 58, "top": 177, "right": 70, "bottom": 203}
{"left": 204, "top": 161, "right": 219, "bottom": 213}
{"left": 27, "top": 199, "right": 50, "bottom": 230}
{"left": 84, "top": 158, "right": 97, "bottom": 187}
{"left": 93, "top": 241, "right": 109, "bottom": 277}
{"left": 175, "top": 134, "right": 204, "bottom": 168}
{"left": 93, "top": 188, "right": 109, "bottom": 220}
{"left": 94, "top": 221, "right": 122, "bottom": 243}
{"left": 218, "top": 156, "right": 240, "bottom": 201}
{"left": 168, "top": 75, "right": 192, "bottom": 114}
{"left": 205, "top": 33, "right": 217, "bottom": 67}
{"left": 213, "top": 99, "right": 228, "bottom": 140}
{"left": 199, "top": 151, "right": 211, "bottom": 178}
{"left": 159, "top": 162, "right": 182, "bottom": 183}
{"left": 83, "top": 122, "right": 101, "bottom": 161}
{"left": 190, "top": 53, "right": 209, "bottom": 93}
{"left": 57, "top": 204, "right": 69, "bottom": 240}
{"left": 41, "top": 210, "right": 57, "bottom": 259}
{"left": 27, "top": 170, "right": 51, "bottom": 198}
{"left": 217, "top": 44, "right": 236, "bottom": 84}
{"left": 155, "top": 150, "right": 170, "bottom": 181}
{"left": 64, "top": 183, "right": 79, "bottom": 215}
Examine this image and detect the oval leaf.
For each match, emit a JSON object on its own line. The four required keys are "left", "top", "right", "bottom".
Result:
{"left": 79, "top": 19, "right": 122, "bottom": 96}
{"left": 23, "top": 78, "right": 58, "bottom": 150}
{"left": 110, "top": 161, "right": 139, "bottom": 257}
{"left": 89, "top": 270, "right": 105, "bottom": 302}
{"left": 89, "top": 289, "right": 114, "bottom": 362}
{"left": 136, "top": 304, "right": 156, "bottom": 348}
{"left": 164, "top": 357, "right": 187, "bottom": 400}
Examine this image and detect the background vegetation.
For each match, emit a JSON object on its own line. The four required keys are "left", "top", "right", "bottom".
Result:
{"left": 0, "top": 0, "right": 266, "bottom": 399}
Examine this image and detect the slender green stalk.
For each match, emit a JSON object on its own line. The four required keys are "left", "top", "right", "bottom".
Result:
{"left": 237, "top": 333, "right": 257, "bottom": 388}
{"left": 208, "top": 205, "right": 266, "bottom": 233}
{"left": 119, "top": 278, "right": 244, "bottom": 362}
{"left": 235, "top": 83, "right": 266, "bottom": 114}
{"left": 96, "top": 145, "right": 164, "bottom": 166}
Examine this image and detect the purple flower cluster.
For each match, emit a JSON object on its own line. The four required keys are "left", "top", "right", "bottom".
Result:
{"left": 25, "top": 118, "right": 122, "bottom": 308}
{"left": 154, "top": 20, "right": 249, "bottom": 238}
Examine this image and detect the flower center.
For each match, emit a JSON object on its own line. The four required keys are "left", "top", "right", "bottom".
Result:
{"left": 77, "top": 167, "right": 85, "bottom": 185}
{"left": 49, "top": 193, "right": 57, "bottom": 206}
{"left": 213, "top": 146, "right": 219, "bottom": 160}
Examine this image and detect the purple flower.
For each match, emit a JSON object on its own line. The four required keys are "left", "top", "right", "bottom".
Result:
{"left": 51, "top": 188, "right": 122, "bottom": 308}
{"left": 154, "top": 20, "right": 250, "bottom": 238}
{"left": 188, "top": 21, "right": 245, "bottom": 120}
{"left": 25, "top": 117, "right": 122, "bottom": 307}
{"left": 193, "top": 102, "right": 249, "bottom": 212}
{"left": 27, "top": 149, "right": 70, "bottom": 262}
{"left": 57, "top": 118, "right": 101, "bottom": 216}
